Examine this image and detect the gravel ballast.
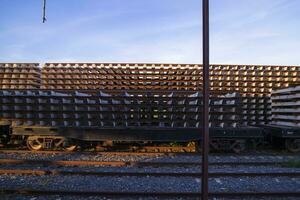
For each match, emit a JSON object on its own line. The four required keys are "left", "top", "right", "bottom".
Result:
{"left": 0, "top": 152, "right": 298, "bottom": 163}
{"left": 0, "top": 174, "right": 299, "bottom": 193}
{"left": 0, "top": 152, "right": 299, "bottom": 200}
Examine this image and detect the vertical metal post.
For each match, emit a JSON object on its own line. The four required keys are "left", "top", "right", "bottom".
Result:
{"left": 42, "top": 0, "right": 47, "bottom": 23}
{"left": 202, "top": 0, "right": 209, "bottom": 199}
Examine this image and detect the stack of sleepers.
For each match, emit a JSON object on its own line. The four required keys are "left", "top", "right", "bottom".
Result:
{"left": 209, "top": 92, "right": 241, "bottom": 128}
{"left": 271, "top": 85, "right": 300, "bottom": 127}
{"left": 0, "top": 63, "right": 41, "bottom": 89}
{"left": 0, "top": 90, "right": 242, "bottom": 128}
{"left": 241, "top": 94, "right": 272, "bottom": 126}
{"left": 41, "top": 63, "right": 300, "bottom": 94}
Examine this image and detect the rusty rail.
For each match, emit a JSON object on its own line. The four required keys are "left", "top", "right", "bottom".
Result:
{"left": 0, "top": 149, "right": 195, "bottom": 155}
{"left": 0, "top": 159, "right": 291, "bottom": 167}
{"left": 0, "top": 168, "right": 299, "bottom": 177}
{"left": 0, "top": 149, "right": 296, "bottom": 156}
{"left": 1, "top": 189, "right": 300, "bottom": 198}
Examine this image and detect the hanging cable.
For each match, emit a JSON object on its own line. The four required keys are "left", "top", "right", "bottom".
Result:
{"left": 42, "top": 0, "right": 47, "bottom": 23}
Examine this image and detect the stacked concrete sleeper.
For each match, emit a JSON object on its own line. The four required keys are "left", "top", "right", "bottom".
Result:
{"left": 2, "top": 63, "right": 300, "bottom": 127}
{"left": 42, "top": 63, "right": 300, "bottom": 93}
{"left": 0, "top": 63, "right": 41, "bottom": 89}
{"left": 0, "top": 90, "right": 241, "bottom": 128}
{"left": 271, "top": 85, "right": 300, "bottom": 127}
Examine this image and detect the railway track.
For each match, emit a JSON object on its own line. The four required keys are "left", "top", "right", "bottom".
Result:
{"left": 0, "top": 149, "right": 297, "bottom": 156}
{"left": 0, "top": 168, "right": 299, "bottom": 177}
{"left": 0, "top": 157, "right": 299, "bottom": 199}
{"left": 1, "top": 164, "right": 300, "bottom": 199}
{"left": 0, "top": 158, "right": 292, "bottom": 167}
{"left": 0, "top": 149, "right": 195, "bottom": 156}
{"left": 1, "top": 189, "right": 300, "bottom": 198}
{"left": 0, "top": 145, "right": 196, "bottom": 153}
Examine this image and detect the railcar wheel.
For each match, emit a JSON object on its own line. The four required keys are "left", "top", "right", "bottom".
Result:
{"left": 54, "top": 138, "right": 77, "bottom": 151}
{"left": 64, "top": 144, "right": 77, "bottom": 151}
{"left": 286, "top": 139, "right": 300, "bottom": 153}
{"left": 63, "top": 139, "right": 77, "bottom": 151}
{"left": 27, "top": 136, "right": 43, "bottom": 151}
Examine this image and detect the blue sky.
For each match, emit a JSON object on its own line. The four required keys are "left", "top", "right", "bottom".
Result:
{"left": 0, "top": 0, "right": 299, "bottom": 65}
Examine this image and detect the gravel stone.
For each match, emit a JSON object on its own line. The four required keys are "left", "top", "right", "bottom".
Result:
{"left": 0, "top": 174, "right": 299, "bottom": 193}
{"left": 0, "top": 152, "right": 299, "bottom": 163}
{"left": 0, "top": 152, "right": 299, "bottom": 200}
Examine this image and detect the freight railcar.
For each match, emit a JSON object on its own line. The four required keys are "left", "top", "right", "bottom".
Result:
{"left": 0, "top": 63, "right": 299, "bottom": 152}
{"left": 0, "top": 90, "right": 264, "bottom": 153}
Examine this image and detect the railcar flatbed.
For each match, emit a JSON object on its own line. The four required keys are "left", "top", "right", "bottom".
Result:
{"left": 262, "top": 125, "right": 300, "bottom": 152}
{"left": 262, "top": 125, "right": 300, "bottom": 138}
{"left": 10, "top": 125, "right": 263, "bottom": 142}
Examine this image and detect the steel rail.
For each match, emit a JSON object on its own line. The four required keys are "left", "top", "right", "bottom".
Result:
{"left": 0, "top": 159, "right": 291, "bottom": 167}
{"left": 0, "top": 149, "right": 296, "bottom": 159}
{"left": 1, "top": 189, "right": 300, "bottom": 198}
{"left": 0, "top": 149, "right": 297, "bottom": 156}
{"left": 0, "top": 149, "right": 195, "bottom": 155}
{"left": 0, "top": 169, "right": 299, "bottom": 177}
{"left": 0, "top": 146, "right": 196, "bottom": 154}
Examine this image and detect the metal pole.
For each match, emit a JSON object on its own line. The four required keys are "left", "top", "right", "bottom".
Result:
{"left": 202, "top": 0, "right": 209, "bottom": 199}
{"left": 42, "top": 0, "right": 47, "bottom": 23}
